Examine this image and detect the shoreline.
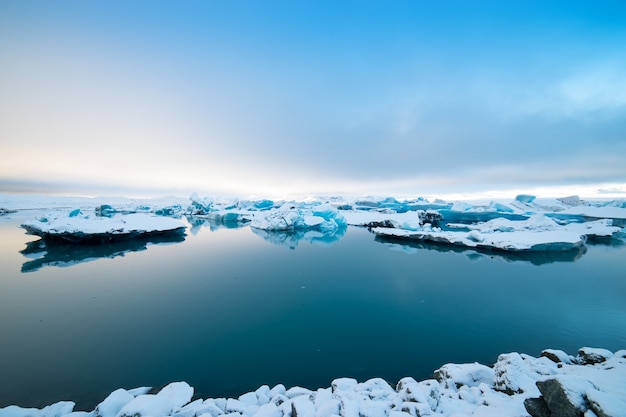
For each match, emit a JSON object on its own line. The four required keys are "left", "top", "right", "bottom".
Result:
{"left": 2, "top": 347, "right": 624, "bottom": 417}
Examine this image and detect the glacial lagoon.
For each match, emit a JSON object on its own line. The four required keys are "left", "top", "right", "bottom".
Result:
{"left": 1, "top": 210, "right": 625, "bottom": 410}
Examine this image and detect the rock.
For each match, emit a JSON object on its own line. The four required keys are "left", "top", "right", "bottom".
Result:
{"left": 314, "top": 399, "right": 340, "bottom": 417}
{"left": 542, "top": 350, "right": 574, "bottom": 365}
{"left": 358, "top": 399, "right": 389, "bottom": 417}
{"left": 95, "top": 389, "right": 134, "bottom": 417}
{"left": 397, "top": 402, "right": 431, "bottom": 417}
{"left": 172, "top": 399, "right": 204, "bottom": 417}
{"left": 585, "top": 389, "right": 626, "bottom": 417}
{"left": 536, "top": 376, "right": 593, "bottom": 417}
{"left": 252, "top": 403, "right": 281, "bottom": 417}
{"left": 290, "top": 397, "right": 315, "bottom": 417}
{"left": 398, "top": 384, "right": 428, "bottom": 404}
{"left": 434, "top": 363, "right": 494, "bottom": 389}
{"left": 336, "top": 395, "right": 359, "bottom": 417}
{"left": 268, "top": 385, "right": 286, "bottom": 401}
{"left": 524, "top": 397, "right": 551, "bottom": 417}
{"left": 313, "top": 388, "right": 333, "bottom": 410}
{"left": 226, "top": 399, "right": 247, "bottom": 414}
{"left": 116, "top": 382, "right": 193, "bottom": 417}
{"left": 396, "top": 378, "right": 419, "bottom": 392}
{"left": 284, "top": 387, "right": 312, "bottom": 400}
{"left": 577, "top": 348, "right": 613, "bottom": 365}
{"left": 416, "top": 380, "right": 440, "bottom": 412}
{"left": 254, "top": 386, "right": 271, "bottom": 406}
{"left": 238, "top": 393, "right": 259, "bottom": 407}
{"left": 332, "top": 378, "right": 358, "bottom": 393}
{"left": 493, "top": 352, "right": 535, "bottom": 395}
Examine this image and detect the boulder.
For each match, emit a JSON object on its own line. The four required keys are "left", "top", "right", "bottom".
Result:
{"left": 536, "top": 376, "right": 593, "bottom": 417}
{"left": 95, "top": 389, "right": 134, "bottom": 417}
{"left": 434, "top": 363, "right": 494, "bottom": 389}
{"left": 493, "top": 352, "right": 535, "bottom": 395}
{"left": 541, "top": 349, "right": 574, "bottom": 365}
{"left": 577, "top": 348, "right": 613, "bottom": 365}
{"left": 524, "top": 397, "right": 551, "bottom": 417}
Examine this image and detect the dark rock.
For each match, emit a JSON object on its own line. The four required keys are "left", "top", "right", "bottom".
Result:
{"left": 541, "top": 350, "right": 573, "bottom": 364}
{"left": 524, "top": 397, "right": 552, "bottom": 417}
{"left": 420, "top": 211, "right": 442, "bottom": 227}
{"left": 577, "top": 348, "right": 613, "bottom": 365}
{"left": 537, "top": 378, "right": 587, "bottom": 417}
{"left": 366, "top": 220, "right": 398, "bottom": 229}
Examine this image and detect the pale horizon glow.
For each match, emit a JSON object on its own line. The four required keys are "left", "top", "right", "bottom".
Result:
{"left": 1, "top": 1, "right": 625, "bottom": 200}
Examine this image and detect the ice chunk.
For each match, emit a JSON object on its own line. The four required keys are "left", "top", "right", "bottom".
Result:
{"left": 250, "top": 204, "right": 346, "bottom": 233}
{"left": 515, "top": 194, "right": 536, "bottom": 204}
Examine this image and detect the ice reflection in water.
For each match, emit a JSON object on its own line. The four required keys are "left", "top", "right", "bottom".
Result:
{"left": 20, "top": 234, "right": 186, "bottom": 272}
{"left": 373, "top": 235, "right": 588, "bottom": 265}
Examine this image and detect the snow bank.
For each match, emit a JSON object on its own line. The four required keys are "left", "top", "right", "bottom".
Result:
{"left": 2, "top": 348, "right": 624, "bottom": 417}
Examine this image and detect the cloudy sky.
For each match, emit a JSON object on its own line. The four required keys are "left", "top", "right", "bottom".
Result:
{"left": 1, "top": 1, "right": 625, "bottom": 199}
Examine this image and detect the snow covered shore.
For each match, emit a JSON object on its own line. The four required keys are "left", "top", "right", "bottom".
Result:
{"left": 1, "top": 347, "right": 624, "bottom": 417}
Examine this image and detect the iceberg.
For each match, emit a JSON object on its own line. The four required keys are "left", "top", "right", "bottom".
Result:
{"left": 249, "top": 203, "right": 347, "bottom": 232}
{"left": 21, "top": 212, "right": 186, "bottom": 242}
{"left": 374, "top": 213, "right": 621, "bottom": 252}
{"left": 2, "top": 347, "right": 624, "bottom": 417}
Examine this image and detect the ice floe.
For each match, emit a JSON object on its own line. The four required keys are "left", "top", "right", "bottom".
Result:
{"left": 1, "top": 347, "right": 624, "bottom": 417}
{"left": 21, "top": 212, "right": 186, "bottom": 242}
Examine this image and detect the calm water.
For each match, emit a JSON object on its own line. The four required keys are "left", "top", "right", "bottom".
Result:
{"left": 1, "top": 210, "right": 625, "bottom": 410}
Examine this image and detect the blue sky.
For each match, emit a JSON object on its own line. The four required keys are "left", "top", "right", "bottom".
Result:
{"left": 1, "top": 1, "right": 625, "bottom": 198}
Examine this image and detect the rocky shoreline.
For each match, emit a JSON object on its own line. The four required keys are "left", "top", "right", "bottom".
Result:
{"left": 1, "top": 347, "right": 624, "bottom": 417}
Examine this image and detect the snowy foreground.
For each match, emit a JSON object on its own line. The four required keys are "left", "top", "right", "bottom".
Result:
{"left": 4, "top": 193, "right": 625, "bottom": 252}
{"left": 1, "top": 347, "right": 625, "bottom": 417}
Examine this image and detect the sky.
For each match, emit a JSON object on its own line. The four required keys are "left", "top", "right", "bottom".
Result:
{"left": 1, "top": 0, "right": 626, "bottom": 199}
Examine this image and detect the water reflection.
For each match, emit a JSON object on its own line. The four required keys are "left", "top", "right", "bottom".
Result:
{"left": 20, "top": 234, "right": 186, "bottom": 272}
{"left": 251, "top": 227, "right": 346, "bottom": 249}
{"left": 374, "top": 235, "right": 587, "bottom": 265}
{"left": 186, "top": 215, "right": 249, "bottom": 235}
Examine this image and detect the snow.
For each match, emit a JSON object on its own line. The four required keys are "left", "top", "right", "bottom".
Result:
{"left": 3, "top": 347, "right": 624, "bottom": 417}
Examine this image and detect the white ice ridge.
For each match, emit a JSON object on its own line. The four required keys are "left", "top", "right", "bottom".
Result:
{"left": 21, "top": 211, "right": 186, "bottom": 242}
{"left": 1, "top": 348, "right": 624, "bottom": 417}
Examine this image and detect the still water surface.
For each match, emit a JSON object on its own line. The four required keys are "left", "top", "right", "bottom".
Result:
{"left": 1, "top": 210, "right": 625, "bottom": 410}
